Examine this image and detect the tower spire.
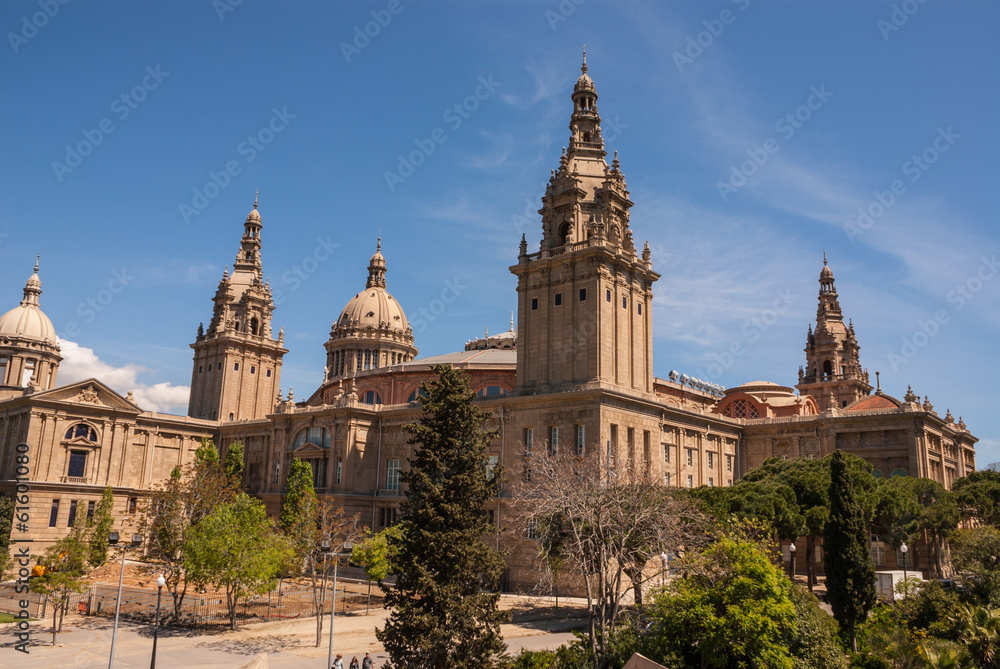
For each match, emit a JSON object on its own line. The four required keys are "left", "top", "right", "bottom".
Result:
{"left": 367, "top": 238, "right": 387, "bottom": 289}
{"left": 581, "top": 46, "right": 587, "bottom": 74}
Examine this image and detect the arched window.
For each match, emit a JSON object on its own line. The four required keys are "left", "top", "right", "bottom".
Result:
{"left": 293, "top": 426, "right": 330, "bottom": 450}
{"left": 361, "top": 390, "right": 382, "bottom": 405}
{"left": 64, "top": 423, "right": 97, "bottom": 442}
{"left": 823, "top": 360, "right": 833, "bottom": 378}
{"left": 871, "top": 470, "right": 884, "bottom": 479}
{"left": 250, "top": 317, "right": 259, "bottom": 335}
{"left": 477, "top": 386, "right": 507, "bottom": 398}
{"left": 890, "top": 468, "right": 908, "bottom": 478}
{"left": 407, "top": 388, "right": 429, "bottom": 403}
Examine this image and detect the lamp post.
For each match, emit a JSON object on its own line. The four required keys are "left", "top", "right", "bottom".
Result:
{"left": 659, "top": 551, "right": 667, "bottom": 588}
{"left": 789, "top": 542, "right": 796, "bottom": 581}
{"left": 108, "top": 530, "right": 142, "bottom": 669}
{"left": 900, "top": 542, "right": 908, "bottom": 589}
{"left": 150, "top": 575, "right": 165, "bottom": 669}
{"left": 324, "top": 549, "right": 351, "bottom": 669}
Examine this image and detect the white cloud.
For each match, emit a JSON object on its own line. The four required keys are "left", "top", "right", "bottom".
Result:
{"left": 57, "top": 339, "right": 190, "bottom": 414}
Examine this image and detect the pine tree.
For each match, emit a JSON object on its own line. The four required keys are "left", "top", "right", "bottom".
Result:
{"left": 824, "top": 450, "right": 876, "bottom": 652}
{"left": 376, "top": 364, "right": 507, "bottom": 669}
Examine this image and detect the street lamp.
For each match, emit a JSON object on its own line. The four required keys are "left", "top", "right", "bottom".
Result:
{"left": 150, "top": 575, "right": 165, "bottom": 668}
{"left": 900, "top": 542, "right": 908, "bottom": 589}
{"left": 322, "top": 543, "right": 352, "bottom": 669}
{"left": 108, "top": 529, "right": 141, "bottom": 668}
{"left": 659, "top": 551, "right": 667, "bottom": 588}
{"left": 789, "top": 542, "right": 796, "bottom": 581}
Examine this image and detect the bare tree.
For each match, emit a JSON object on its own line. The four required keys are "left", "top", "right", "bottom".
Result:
{"left": 306, "top": 497, "right": 365, "bottom": 647}
{"left": 511, "top": 448, "right": 709, "bottom": 665}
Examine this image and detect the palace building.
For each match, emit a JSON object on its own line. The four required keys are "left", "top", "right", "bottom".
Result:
{"left": 0, "top": 57, "right": 978, "bottom": 584}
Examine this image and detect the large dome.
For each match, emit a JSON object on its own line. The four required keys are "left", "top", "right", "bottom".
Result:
{"left": 0, "top": 261, "right": 58, "bottom": 345}
{"left": 337, "top": 287, "right": 410, "bottom": 332}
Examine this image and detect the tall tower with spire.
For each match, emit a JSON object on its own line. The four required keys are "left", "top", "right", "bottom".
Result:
{"left": 510, "top": 53, "right": 659, "bottom": 394}
{"left": 188, "top": 196, "right": 287, "bottom": 421}
{"left": 0, "top": 257, "right": 62, "bottom": 400}
{"left": 796, "top": 254, "right": 871, "bottom": 409}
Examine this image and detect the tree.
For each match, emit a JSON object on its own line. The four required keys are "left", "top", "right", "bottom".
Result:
{"left": 0, "top": 496, "right": 14, "bottom": 580}
{"left": 787, "top": 585, "right": 849, "bottom": 669}
{"left": 32, "top": 514, "right": 89, "bottom": 645}
{"left": 223, "top": 440, "right": 245, "bottom": 487}
{"left": 646, "top": 534, "right": 798, "bottom": 669}
{"left": 352, "top": 524, "right": 402, "bottom": 614}
{"left": 952, "top": 526, "right": 1000, "bottom": 606}
{"left": 184, "top": 492, "right": 292, "bottom": 630}
{"left": 377, "top": 364, "right": 507, "bottom": 669}
{"left": 824, "top": 449, "right": 876, "bottom": 653}
{"left": 953, "top": 470, "right": 1000, "bottom": 527}
{"left": 87, "top": 486, "right": 115, "bottom": 567}
{"left": 142, "top": 443, "right": 239, "bottom": 622}
{"left": 950, "top": 603, "right": 1000, "bottom": 669}
{"left": 279, "top": 457, "right": 316, "bottom": 542}
{"left": 518, "top": 447, "right": 708, "bottom": 667}
{"left": 309, "top": 498, "right": 364, "bottom": 646}
{"left": 910, "top": 478, "right": 960, "bottom": 579}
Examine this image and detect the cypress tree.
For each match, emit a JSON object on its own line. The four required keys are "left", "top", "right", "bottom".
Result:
{"left": 377, "top": 364, "right": 507, "bottom": 669}
{"left": 824, "top": 450, "right": 876, "bottom": 652}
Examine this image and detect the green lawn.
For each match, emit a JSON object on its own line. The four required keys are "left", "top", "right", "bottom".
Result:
{"left": 0, "top": 612, "right": 35, "bottom": 623}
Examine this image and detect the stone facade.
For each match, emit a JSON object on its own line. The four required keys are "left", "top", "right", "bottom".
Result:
{"left": 0, "top": 56, "right": 979, "bottom": 585}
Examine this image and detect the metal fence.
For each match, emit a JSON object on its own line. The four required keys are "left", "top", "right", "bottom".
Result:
{"left": 0, "top": 583, "right": 46, "bottom": 618}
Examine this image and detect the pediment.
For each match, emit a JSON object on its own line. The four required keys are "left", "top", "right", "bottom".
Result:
{"left": 291, "top": 441, "right": 325, "bottom": 456}
{"left": 32, "top": 378, "right": 141, "bottom": 412}
{"left": 63, "top": 435, "right": 99, "bottom": 448}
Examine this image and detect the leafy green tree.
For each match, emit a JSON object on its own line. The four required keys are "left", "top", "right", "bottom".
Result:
{"left": 352, "top": 524, "right": 402, "bottom": 614}
{"left": 279, "top": 457, "right": 316, "bottom": 542}
{"left": 950, "top": 603, "right": 1000, "bottom": 669}
{"left": 377, "top": 364, "right": 507, "bottom": 669}
{"left": 0, "top": 496, "right": 14, "bottom": 580}
{"left": 646, "top": 534, "right": 798, "bottom": 669}
{"left": 896, "top": 579, "right": 963, "bottom": 639}
{"left": 195, "top": 437, "right": 219, "bottom": 466}
{"left": 787, "top": 585, "right": 849, "bottom": 669}
{"left": 184, "top": 492, "right": 292, "bottom": 630}
{"left": 87, "top": 486, "right": 115, "bottom": 567}
{"left": 952, "top": 526, "right": 1000, "bottom": 606}
{"left": 824, "top": 449, "right": 876, "bottom": 653}
{"left": 223, "top": 440, "right": 245, "bottom": 487}
{"left": 910, "top": 478, "right": 960, "bottom": 579}
{"left": 871, "top": 476, "right": 921, "bottom": 554}
{"left": 953, "top": 469, "right": 1000, "bottom": 527}
{"left": 32, "top": 514, "right": 89, "bottom": 644}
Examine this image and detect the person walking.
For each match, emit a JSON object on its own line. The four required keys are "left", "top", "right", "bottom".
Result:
{"left": 362, "top": 652, "right": 374, "bottom": 669}
{"left": 332, "top": 653, "right": 345, "bottom": 669}
{"left": 350, "top": 656, "right": 360, "bottom": 669}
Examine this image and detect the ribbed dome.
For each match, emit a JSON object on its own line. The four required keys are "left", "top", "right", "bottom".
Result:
{"left": 820, "top": 252, "right": 834, "bottom": 280}
{"left": 337, "top": 288, "right": 409, "bottom": 332}
{"left": 0, "top": 260, "right": 58, "bottom": 344}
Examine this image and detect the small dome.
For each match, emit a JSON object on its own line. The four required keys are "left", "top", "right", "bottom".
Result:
{"left": 246, "top": 206, "right": 261, "bottom": 224}
{"left": 337, "top": 288, "right": 410, "bottom": 333}
{"left": 0, "top": 259, "right": 58, "bottom": 344}
{"left": 575, "top": 72, "right": 594, "bottom": 91}
{"left": 820, "top": 253, "right": 834, "bottom": 280}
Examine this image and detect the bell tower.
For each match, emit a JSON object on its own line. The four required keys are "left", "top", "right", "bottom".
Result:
{"left": 796, "top": 254, "right": 871, "bottom": 409}
{"left": 510, "top": 53, "right": 659, "bottom": 395}
{"left": 188, "top": 194, "right": 287, "bottom": 421}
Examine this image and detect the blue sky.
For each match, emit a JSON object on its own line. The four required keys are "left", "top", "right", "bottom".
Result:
{"left": 1, "top": 1, "right": 997, "bottom": 464}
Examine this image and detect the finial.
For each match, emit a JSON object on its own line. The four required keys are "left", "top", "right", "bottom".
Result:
{"left": 377, "top": 236, "right": 381, "bottom": 252}
{"left": 254, "top": 188, "right": 258, "bottom": 209}
{"left": 510, "top": 310, "right": 514, "bottom": 332}
{"left": 582, "top": 46, "right": 587, "bottom": 74}
{"left": 875, "top": 371, "right": 880, "bottom": 392}
{"left": 223, "top": 265, "right": 229, "bottom": 279}
{"left": 823, "top": 249, "right": 827, "bottom": 266}
{"left": 485, "top": 325, "right": 489, "bottom": 337}
{"left": 34, "top": 255, "right": 39, "bottom": 273}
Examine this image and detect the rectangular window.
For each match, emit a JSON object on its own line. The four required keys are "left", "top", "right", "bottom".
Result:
{"left": 127, "top": 497, "right": 137, "bottom": 514}
{"left": 727, "top": 479, "right": 733, "bottom": 486}
{"left": 485, "top": 455, "right": 499, "bottom": 480}
{"left": 708, "top": 477, "right": 714, "bottom": 487}
{"left": 310, "top": 459, "right": 325, "bottom": 489}
{"left": 336, "top": 458, "right": 343, "bottom": 485}
{"left": 525, "top": 468, "right": 532, "bottom": 482}
{"left": 606, "top": 289, "right": 611, "bottom": 302}
{"left": 627, "top": 428, "right": 635, "bottom": 461}
{"left": 579, "top": 288, "right": 587, "bottom": 301}
{"left": 550, "top": 427, "right": 559, "bottom": 455}
{"left": 273, "top": 459, "right": 280, "bottom": 484}
{"left": 68, "top": 450, "right": 87, "bottom": 478}
{"left": 727, "top": 455, "right": 733, "bottom": 472}
{"left": 687, "top": 475, "right": 693, "bottom": 489}
{"left": 664, "top": 472, "right": 671, "bottom": 485}
{"left": 357, "top": 350, "right": 363, "bottom": 372}
{"left": 49, "top": 499, "right": 60, "bottom": 527}
{"left": 895, "top": 548, "right": 912, "bottom": 569}
{"left": 364, "top": 350, "right": 371, "bottom": 370}
{"left": 218, "top": 362, "right": 222, "bottom": 370}
{"left": 576, "top": 425, "right": 585, "bottom": 456}
{"left": 87, "top": 500, "right": 95, "bottom": 522}
{"left": 527, "top": 518, "right": 539, "bottom": 540}
{"left": 554, "top": 293, "right": 562, "bottom": 306}
{"left": 266, "top": 369, "right": 271, "bottom": 377}
{"left": 686, "top": 449, "right": 693, "bottom": 467}
{"left": 871, "top": 543, "right": 886, "bottom": 567}
{"left": 664, "top": 444, "right": 671, "bottom": 463}
{"left": 386, "top": 459, "right": 402, "bottom": 490}
{"left": 622, "top": 296, "right": 627, "bottom": 309}
{"left": 250, "top": 366, "right": 256, "bottom": 374}
{"left": 643, "top": 431, "right": 651, "bottom": 462}
{"left": 198, "top": 365, "right": 202, "bottom": 373}
{"left": 531, "top": 297, "right": 538, "bottom": 310}
{"left": 234, "top": 362, "right": 239, "bottom": 371}
{"left": 708, "top": 452, "right": 714, "bottom": 470}
{"left": 67, "top": 500, "right": 78, "bottom": 528}
{"left": 638, "top": 303, "right": 642, "bottom": 315}
{"left": 525, "top": 428, "right": 533, "bottom": 454}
